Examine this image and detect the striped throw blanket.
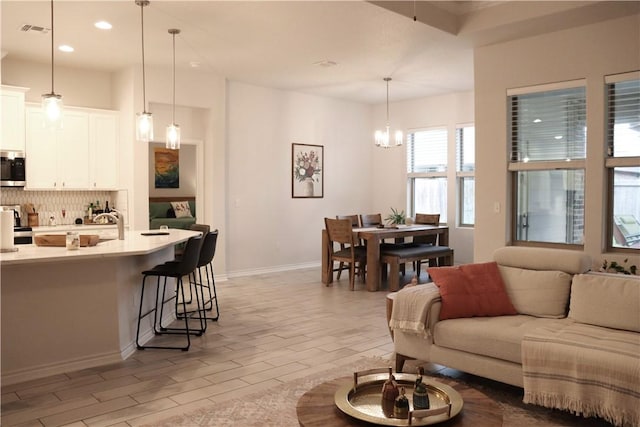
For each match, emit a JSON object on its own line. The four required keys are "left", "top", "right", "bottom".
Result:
{"left": 389, "top": 283, "right": 440, "bottom": 337}
{"left": 522, "top": 322, "right": 640, "bottom": 427}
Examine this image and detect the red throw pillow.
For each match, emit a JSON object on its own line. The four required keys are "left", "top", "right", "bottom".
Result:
{"left": 427, "top": 261, "right": 517, "bottom": 320}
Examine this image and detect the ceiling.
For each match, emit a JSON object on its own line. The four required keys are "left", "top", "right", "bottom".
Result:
{"left": 1, "top": 1, "right": 638, "bottom": 104}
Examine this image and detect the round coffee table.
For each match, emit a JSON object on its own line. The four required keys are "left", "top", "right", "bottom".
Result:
{"left": 297, "top": 375, "right": 502, "bottom": 426}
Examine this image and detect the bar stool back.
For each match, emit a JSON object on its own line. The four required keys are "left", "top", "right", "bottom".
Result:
{"left": 195, "top": 230, "right": 219, "bottom": 322}
{"left": 135, "top": 234, "right": 203, "bottom": 351}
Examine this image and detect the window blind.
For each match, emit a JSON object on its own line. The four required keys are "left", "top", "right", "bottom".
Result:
{"left": 407, "top": 128, "right": 447, "bottom": 174}
{"left": 509, "top": 86, "right": 586, "bottom": 163}
{"left": 606, "top": 77, "right": 640, "bottom": 158}
{"left": 456, "top": 125, "right": 475, "bottom": 172}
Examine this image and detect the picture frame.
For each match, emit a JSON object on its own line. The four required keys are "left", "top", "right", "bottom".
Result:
{"left": 292, "top": 143, "right": 323, "bottom": 198}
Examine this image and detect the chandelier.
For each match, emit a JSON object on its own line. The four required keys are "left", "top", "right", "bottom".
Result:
{"left": 374, "top": 77, "right": 403, "bottom": 148}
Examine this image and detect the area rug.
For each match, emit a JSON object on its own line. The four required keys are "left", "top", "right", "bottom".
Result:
{"left": 148, "top": 357, "right": 612, "bottom": 427}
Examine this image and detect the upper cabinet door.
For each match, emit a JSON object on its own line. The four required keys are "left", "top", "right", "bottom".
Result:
{"left": 25, "top": 106, "right": 57, "bottom": 189}
{"left": 1, "top": 86, "right": 28, "bottom": 152}
{"left": 89, "top": 112, "right": 118, "bottom": 190}
{"left": 57, "top": 110, "right": 90, "bottom": 189}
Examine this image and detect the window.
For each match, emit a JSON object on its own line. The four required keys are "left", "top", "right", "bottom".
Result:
{"left": 605, "top": 72, "right": 640, "bottom": 251}
{"left": 407, "top": 128, "right": 447, "bottom": 219}
{"left": 508, "top": 81, "right": 586, "bottom": 246}
{"left": 456, "top": 125, "right": 475, "bottom": 226}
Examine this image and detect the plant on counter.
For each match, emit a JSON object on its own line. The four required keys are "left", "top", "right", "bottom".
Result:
{"left": 385, "top": 207, "right": 406, "bottom": 225}
{"left": 600, "top": 258, "right": 638, "bottom": 275}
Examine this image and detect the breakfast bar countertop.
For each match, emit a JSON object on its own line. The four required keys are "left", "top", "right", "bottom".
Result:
{"left": 0, "top": 228, "right": 199, "bottom": 265}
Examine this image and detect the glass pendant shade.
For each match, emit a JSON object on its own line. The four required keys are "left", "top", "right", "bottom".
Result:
{"left": 166, "top": 124, "right": 180, "bottom": 150}
{"left": 41, "top": 93, "right": 63, "bottom": 129}
{"left": 136, "top": 112, "right": 154, "bottom": 143}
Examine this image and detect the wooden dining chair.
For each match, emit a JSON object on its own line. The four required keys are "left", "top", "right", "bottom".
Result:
{"left": 325, "top": 217, "right": 367, "bottom": 290}
{"left": 359, "top": 213, "right": 383, "bottom": 227}
{"left": 413, "top": 213, "right": 441, "bottom": 272}
{"left": 336, "top": 215, "right": 361, "bottom": 279}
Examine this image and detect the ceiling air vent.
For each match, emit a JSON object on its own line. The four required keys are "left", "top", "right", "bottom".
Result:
{"left": 19, "top": 24, "right": 50, "bottom": 34}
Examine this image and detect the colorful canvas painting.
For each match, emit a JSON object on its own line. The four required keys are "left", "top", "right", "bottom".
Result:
{"left": 154, "top": 148, "right": 179, "bottom": 188}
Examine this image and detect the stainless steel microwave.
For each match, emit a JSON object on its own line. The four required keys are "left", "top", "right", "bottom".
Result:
{"left": 1, "top": 151, "right": 26, "bottom": 187}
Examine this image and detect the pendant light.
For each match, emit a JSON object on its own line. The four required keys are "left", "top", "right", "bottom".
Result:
{"left": 135, "top": 0, "right": 153, "bottom": 142}
{"left": 166, "top": 28, "right": 180, "bottom": 150}
{"left": 374, "top": 77, "right": 403, "bottom": 148}
{"left": 41, "top": 0, "right": 63, "bottom": 129}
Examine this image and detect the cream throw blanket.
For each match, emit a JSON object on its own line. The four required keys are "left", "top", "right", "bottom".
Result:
{"left": 522, "top": 322, "right": 640, "bottom": 427}
{"left": 389, "top": 283, "right": 441, "bottom": 337}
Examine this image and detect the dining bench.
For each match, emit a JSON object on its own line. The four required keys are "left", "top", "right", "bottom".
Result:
{"left": 381, "top": 245, "right": 454, "bottom": 291}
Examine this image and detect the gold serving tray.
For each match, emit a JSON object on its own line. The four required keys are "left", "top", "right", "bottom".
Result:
{"left": 334, "top": 368, "right": 463, "bottom": 426}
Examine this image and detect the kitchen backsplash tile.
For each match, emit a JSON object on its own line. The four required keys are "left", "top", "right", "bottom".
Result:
{"left": 0, "top": 189, "right": 115, "bottom": 226}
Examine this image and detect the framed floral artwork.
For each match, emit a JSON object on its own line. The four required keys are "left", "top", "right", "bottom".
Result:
{"left": 292, "top": 143, "right": 323, "bottom": 198}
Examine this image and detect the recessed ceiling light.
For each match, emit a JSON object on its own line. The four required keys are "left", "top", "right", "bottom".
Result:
{"left": 190, "top": 61, "right": 201, "bottom": 68}
{"left": 313, "top": 60, "right": 337, "bottom": 68}
{"left": 94, "top": 21, "right": 112, "bottom": 30}
{"left": 533, "top": 118, "right": 542, "bottom": 123}
{"left": 554, "top": 135, "right": 563, "bottom": 140}
{"left": 58, "top": 45, "right": 74, "bottom": 53}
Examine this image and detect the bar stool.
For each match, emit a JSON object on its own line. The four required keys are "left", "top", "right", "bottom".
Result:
{"left": 192, "top": 230, "right": 219, "bottom": 322}
{"left": 135, "top": 235, "right": 204, "bottom": 351}
{"left": 175, "top": 230, "right": 219, "bottom": 324}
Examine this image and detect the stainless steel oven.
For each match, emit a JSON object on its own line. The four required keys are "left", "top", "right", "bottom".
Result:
{"left": 1, "top": 151, "right": 26, "bottom": 187}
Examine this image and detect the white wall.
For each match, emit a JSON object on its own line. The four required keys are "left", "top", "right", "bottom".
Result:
{"left": 226, "top": 81, "right": 373, "bottom": 274}
{"left": 1, "top": 58, "right": 113, "bottom": 109}
{"left": 474, "top": 14, "right": 640, "bottom": 266}
{"left": 371, "top": 91, "right": 475, "bottom": 264}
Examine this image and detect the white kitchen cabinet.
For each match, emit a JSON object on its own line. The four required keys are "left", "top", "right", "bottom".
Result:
{"left": 89, "top": 112, "right": 118, "bottom": 189}
{"left": 1, "top": 85, "right": 28, "bottom": 152}
{"left": 26, "top": 106, "right": 89, "bottom": 190}
{"left": 25, "top": 105, "right": 118, "bottom": 190}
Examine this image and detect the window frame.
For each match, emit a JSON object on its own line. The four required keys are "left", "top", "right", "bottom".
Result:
{"left": 456, "top": 124, "right": 475, "bottom": 227}
{"left": 406, "top": 126, "right": 448, "bottom": 219}
{"left": 507, "top": 79, "right": 587, "bottom": 249}
{"left": 604, "top": 71, "right": 640, "bottom": 254}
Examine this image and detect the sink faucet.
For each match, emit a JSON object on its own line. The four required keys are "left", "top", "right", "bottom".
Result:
{"left": 93, "top": 209, "right": 125, "bottom": 240}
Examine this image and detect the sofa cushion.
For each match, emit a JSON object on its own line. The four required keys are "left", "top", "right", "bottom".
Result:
{"left": 428, "top": 262, "right": 517, "bottom": 320}
{"left": 433, "top": 315, "right": 569, "bottom": 364}
{"left": 493, "top": 246, "right": 591, "bottom": 275}
{"left": 171, "top": 201, "right": 193, "bottom": 218}
{"left": 498, "top": 265, "right": 572, "bottom": 318}
{"left": 569, "top": 273, "right": 640, "bottom": 333}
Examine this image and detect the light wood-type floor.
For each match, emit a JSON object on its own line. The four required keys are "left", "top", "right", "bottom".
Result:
{"left": 2, "top": 267, "right": 411, "bottom": 427}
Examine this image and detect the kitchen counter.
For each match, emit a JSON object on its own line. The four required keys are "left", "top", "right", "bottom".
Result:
{"left": 1, "top": 229, "right": 192, "bottom": 265}
{"left": 1, "top": 229, "right": 201, "bottom": 385}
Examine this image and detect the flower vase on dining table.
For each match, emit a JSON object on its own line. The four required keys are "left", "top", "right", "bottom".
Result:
{"left": 303, "top": 177, "right": 314, "bottom": 197}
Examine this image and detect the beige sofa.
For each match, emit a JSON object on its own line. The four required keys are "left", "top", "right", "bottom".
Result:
{"left": 390, "top": 246, "right": 640, "bottom": 427}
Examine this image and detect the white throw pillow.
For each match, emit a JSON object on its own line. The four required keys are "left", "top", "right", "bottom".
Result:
{"left": 170, "top": 201, "right": 193, "bottom": 218}
{"left": 498, "top": 265, "right": 572, "bottom": 318}
{"left": 569, "top": 273, "right": 640, "bottom": 333}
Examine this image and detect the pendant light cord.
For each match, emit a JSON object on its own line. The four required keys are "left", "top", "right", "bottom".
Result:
{"left": 172, "top": 31, "right": 176, "bottom": 124}
{"left": 140, "top": 2, "right": 147, "bottom": 113}
{"left": 50, "top": 0, "right": 54, "bottom": 94}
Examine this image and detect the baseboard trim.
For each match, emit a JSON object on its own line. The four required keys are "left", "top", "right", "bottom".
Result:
{"left": 226, "top": 261, "right": 320, "bottom": 278}
{"left": 1, "top": 351, "right": 124, "bottom": 386}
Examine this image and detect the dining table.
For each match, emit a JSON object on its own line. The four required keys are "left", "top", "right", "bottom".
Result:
{"left": 321, "top": 224, "right": 450, "bottom": 291}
